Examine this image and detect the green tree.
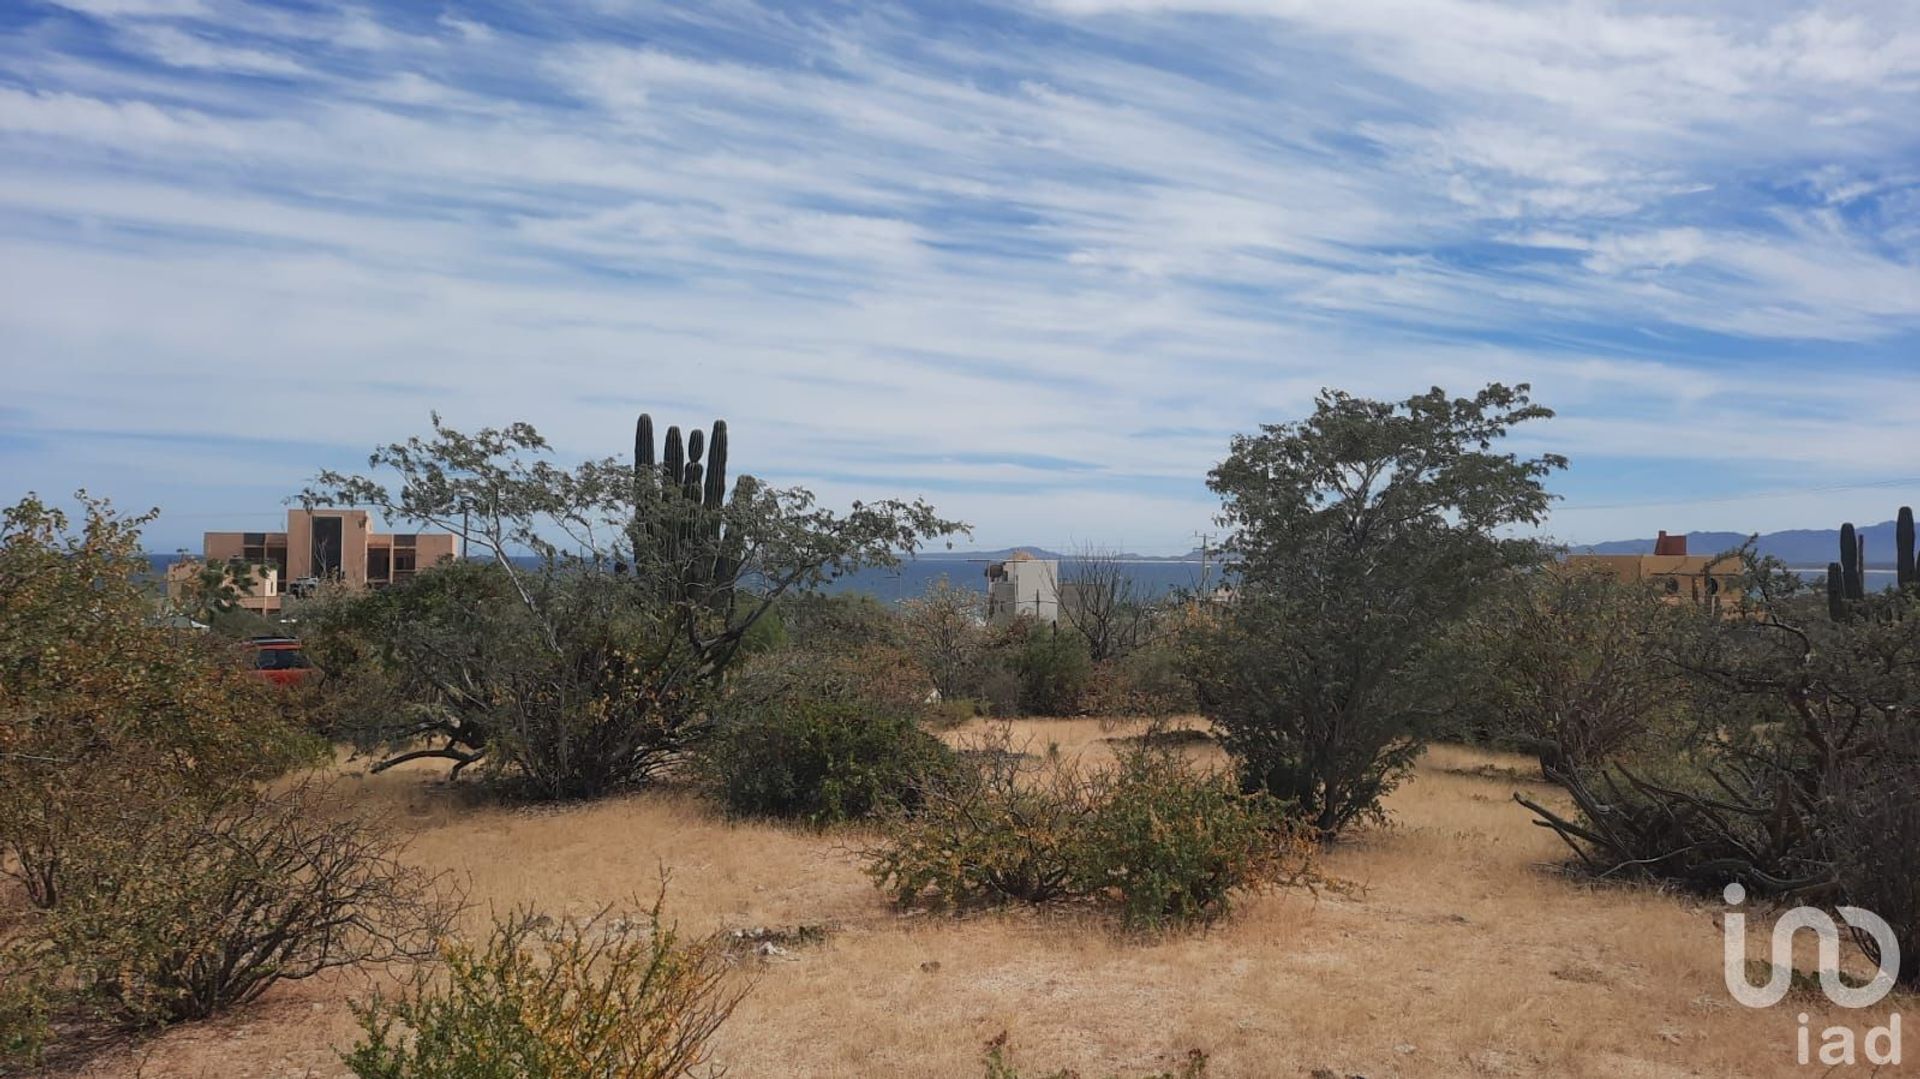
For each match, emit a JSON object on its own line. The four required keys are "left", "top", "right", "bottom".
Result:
{"left": 302, "top": 415, "right": 963, "bottom": 798}
{"left": 1191, "top": 384, "right": 1563, "bottom": 838}
{"left": 0, "top": 494, "right": 311, "bottom": 906}
{"left": 168, "top": 555, "right": 266, "bottom": 626}
{"left": 1012, "top": 622, "right": 1092, "bottom": 716}
{"left": 900, "top": 575, "right": 986, "bottom": 702}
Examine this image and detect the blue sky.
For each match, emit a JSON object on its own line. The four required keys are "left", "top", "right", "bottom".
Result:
{"left": 1, "top": 0, "right": 1917, "bottom": 553}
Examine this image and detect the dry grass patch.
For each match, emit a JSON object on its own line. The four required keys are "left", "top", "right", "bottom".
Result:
{"left": 47, "top": 721, "right": 1891, "bottom": 1079}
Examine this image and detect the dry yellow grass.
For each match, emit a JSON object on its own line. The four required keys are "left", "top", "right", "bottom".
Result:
{"left": 57, "top": 720, "right": 1900, "bottom": 1078}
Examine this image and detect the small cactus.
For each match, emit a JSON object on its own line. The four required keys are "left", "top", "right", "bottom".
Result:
{"left": 1840, "top": 522, "right": 1864, "bottom": 602}
{"left": 1898, "top": 506, "right": 1915, "bottom": 590}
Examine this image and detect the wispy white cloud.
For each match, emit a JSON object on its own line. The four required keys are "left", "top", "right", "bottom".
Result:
{"left": 1, "top": 0, "right": 1917, "bottom": 550}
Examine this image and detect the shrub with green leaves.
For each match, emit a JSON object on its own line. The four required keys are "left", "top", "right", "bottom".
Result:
{"left": 867, "top": 735, "right": 1092, "bottom": 910}
{"left": 0, "top": 973, "right": 50, "bottom": 1069}
{"left": 703, "top": 650, "right": 955, "bottom": 824}
{"left": 1012, "top": 624, "right": 1092, "bottom": 716}
{"left": 1081, "top": 750, "right": 1310, "bottom": 931}
{"left": 868, "top": 734, "right": 1314, "bottom": 930}
{"left": 341, "top": 901, "right": 744, "bottom": 1079}
{"left": 1, "top": 493, "right": 319, "bottom": 909}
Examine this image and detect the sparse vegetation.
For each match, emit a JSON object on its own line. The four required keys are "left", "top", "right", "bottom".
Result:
{"left": 1520, "top": 548, "right": 1920, "bottom": 985}
{"left": 982, "top": 1033, "right": 1209, "bottom": 1079}
{"left": 868, "top": 730, "right": 1313, "bottom": 930}
{"left": 342, "top": 899, "right": 743, "bottom": 1079}
{"left": 12, "top": 404, "right": 1917, "bottom": 1078}
{"left": 900, "top": 574, "right": 989, "bottom": 703}
{"left": 1009, "top": 621, "right": 1094, "bottom": 717}
{"left": 10, "top": 783, "right": 456, "bottom": 1028}
{"left": 300, "top": 414, "right": 962, "bottom": 798}
{"left": 1447, "top": 563, "right": 1684, "bottom": 773}
{"left": 0, "top": 494, "right": 319, "bottom": 909}
{"left": 0, "top": 495, "right": 446, "bottom": 1066}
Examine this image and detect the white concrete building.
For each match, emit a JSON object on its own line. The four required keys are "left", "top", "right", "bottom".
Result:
{"left": 985, "top": 550, "right": 1063, "bottom": 625}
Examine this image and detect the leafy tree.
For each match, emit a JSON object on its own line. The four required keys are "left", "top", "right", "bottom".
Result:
{"left": 1447, "top": 563, "right": 1686, "bottom": 774}
{"left": 777, "top": 590, "right": 902, "bottom": 653}
{"left": 1011, "top": 621, "right": 1092, "bottom": 716}
{"left": 1191, "top": 384, "right": 1563, "bottom": 838}
{"left": 302, "top": 415, "right": 963, "bottom": 797}
{"left": 900, "top": 575, "right": 986, "bottom": 701}
{"left": 167, "top": 555, "right": 267, "bottom": 627}
{"left": 0, "top": 494, "right": 312, "bottom": 906}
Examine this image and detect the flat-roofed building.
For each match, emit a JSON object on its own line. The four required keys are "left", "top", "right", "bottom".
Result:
{"left": 182, "top": 508, "right": 457, "bottom": 613}
{"left": 1565, "top": 530, "right": 1744, "bottom": 614}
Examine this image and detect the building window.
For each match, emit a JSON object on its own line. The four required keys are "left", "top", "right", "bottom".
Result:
{"left": 367, "top": 546, "right": 390, "bottom": 585}
{"left": 393, "top": 547, "right": 417, "bottom": 581}
{"left": 312, "top": 515, "right": 344, "bottom": 578}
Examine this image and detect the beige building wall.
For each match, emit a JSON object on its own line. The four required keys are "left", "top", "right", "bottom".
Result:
{"left": 194, "top": 508, "right": 456, "bottom": 613}
{"left": 1563, "top": 552, "right": 1745, "bottom": 612}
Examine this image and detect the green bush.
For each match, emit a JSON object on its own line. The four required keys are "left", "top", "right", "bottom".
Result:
{"left": 1014, "top": 625, "right": 1092, "bottom": 716}
{"left": 704, "top": 651, "right": 955, "bottom": 824}
{"left": 341, "top": 902, "right": 743, "bottom": 1079}
{"left": 867, "top": 737, "right": 1091, "bottom": 910}
{"left": 1082, "top": 751, "right": 1308, "bottom": 931}
{"left": 0, "top": 973, "right": 50, "bottom": 1069}
{"left": 868, "top": 735, "right": 1314, "bottom": 930}
{"left": 977, "top": 664, "right": 1023, "bottom": 718}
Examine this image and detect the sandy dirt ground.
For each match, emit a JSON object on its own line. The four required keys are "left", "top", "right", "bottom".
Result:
{"left": 50, "top": 718, "right": 1902, "bottom": 1078}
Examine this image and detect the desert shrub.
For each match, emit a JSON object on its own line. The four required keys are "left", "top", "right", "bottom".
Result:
{"left": 1081, "top": 751, "right": 1310, "bottom": 931}
{"left": 869, "top": 735, "right": 1313, "bottom": 930}
{"left": 982, "top": 1032, "right": 1208, "bottom": 1079}
{"left": 1013, "top": 624, "right": 1092, "bottom": 716}
{"left": 926, "top": 697, "right": 985, "bottom": 728}
{"left": 704, "top": 650, "right": 955, "bottom": 824}
{"left": 1520, "top": 555, "right": 1920, "bottom": 985}
{"left": 868, "top": 735, "right": 1092, "bottom": 910}
{"left": 341, "top": 901, "right": 744, "bottom": 1079}
{"left": 300, "top": 415, "right": 960, "bottom": 799}
{"left": 1446, "top": 564, "right": 1685, "bottom": 773}
{"left": 0, "top": 972, "right": 50, "bottom": 1069}
{"left": 901, "top": 575, "right": 988, "bottom": 702}
{"left": 0, "top": 494, "right": 318, "bottom": 909}
{"left": 9, "top": 782, "right": 456, "bottom": 1027}
{"left": 977, "top": 664, "right": 1023, "bottom": 718}
{"left": 1081, "top": 644, "right": 1196, "bottom": 723}
{"left": 776, "top": 590, "right": 903, "bottom": 653}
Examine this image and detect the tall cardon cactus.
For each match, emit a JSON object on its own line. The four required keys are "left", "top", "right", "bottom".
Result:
{"left": 631, "top": 412, "right": 741, "bottom": 608}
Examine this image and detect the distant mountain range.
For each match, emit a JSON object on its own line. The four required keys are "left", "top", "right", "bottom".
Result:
{"left": 938, "top": 522, "right": 1914, "bottom": 570}
{"left": 1575, "top": 519, "right": 1907, "bottom": 567}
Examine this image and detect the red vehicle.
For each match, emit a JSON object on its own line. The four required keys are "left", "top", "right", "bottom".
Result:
{"left": 242, "top": 635, "right": 315, "bottom": 687}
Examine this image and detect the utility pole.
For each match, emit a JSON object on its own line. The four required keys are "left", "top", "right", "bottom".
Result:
{"left": 1192, "top": 530, "right": 1216, "bottom": 596}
